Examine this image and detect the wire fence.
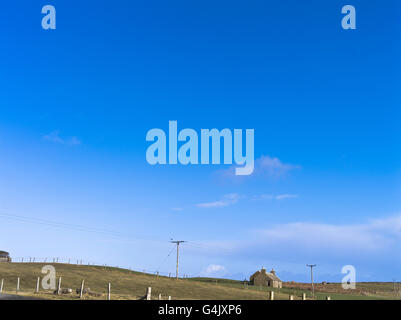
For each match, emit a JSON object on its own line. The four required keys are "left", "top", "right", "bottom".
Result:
{"left": 11, "top": 256, "right": 204, "bottom": 279}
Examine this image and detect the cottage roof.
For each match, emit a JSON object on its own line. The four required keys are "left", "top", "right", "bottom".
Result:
{"left": 0, "top": 251, "right": 9, "bottom": 257}
{"left": 250, "top": 268, "right": 281, "bottom": 282}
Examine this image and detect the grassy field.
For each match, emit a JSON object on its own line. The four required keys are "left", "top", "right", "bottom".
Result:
{"left": 189, "top": 277, "right": 400, "bottom": 300}
{"left": 0, "top": 263, "right": 398, "bottom": 300}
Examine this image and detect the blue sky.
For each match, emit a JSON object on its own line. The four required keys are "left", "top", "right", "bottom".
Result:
{"left": 0, "top": 0, "right": 400, "bottom": 282}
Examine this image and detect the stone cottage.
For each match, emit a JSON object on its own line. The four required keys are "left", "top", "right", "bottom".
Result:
{"left": 0, "top": 251, "right": 11, "bottom": 262}
{"left": 250, "top": 267, "right": 282, "bottom": 288}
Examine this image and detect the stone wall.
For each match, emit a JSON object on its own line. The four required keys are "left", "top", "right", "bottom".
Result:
{"left": 0, "top": 256, "right": 11, "bottom": 262}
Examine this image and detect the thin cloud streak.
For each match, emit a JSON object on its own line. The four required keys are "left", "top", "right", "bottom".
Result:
{"left": 196, "top": 193, "right": 240, "bottom": 208}
{"left": 190, "top": 214, "right": 401, "bottom": 258}
{"left": 43, "top": 131, "right": 81, "bottom": 146}
{"left": 253, "top": 194, "right": 299, "bottom": 200}
{"left": 216, "top": 155, "right": 300, "bottom": 180}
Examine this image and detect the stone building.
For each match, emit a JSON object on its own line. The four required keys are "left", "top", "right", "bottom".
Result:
{"left": 0, "top": 251, "right": 11, "bottom": 262}
{"left": 250, "top": 267, "right": 282, "bottom": 288}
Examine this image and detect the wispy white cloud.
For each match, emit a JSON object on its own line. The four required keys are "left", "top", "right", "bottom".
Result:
{"left": 253, "top": 194, "right": 299, "bottom": 201}
{"left": 257, "top": 221, "right": 385, "bottom": 251}
{"left": 184, "top": 215, "right": 401, "bottom": 282}
{"left": 201, "top": 264, "right": 227, "bottom": 276}
{"left": 43, "top": 131, "right": 81, "bottom": 146}
{"left": 244, "top": 215, "right": 401, "bottom": 266}
{"left": 256, "top": 155, "right": 301, "bottom": 177}
{"left": 275, "top": 194, "right": 298, "bottom": 200}
{"left": 196, "top": 193, "right": 297, "bottom": 209}
{"left": 187, "top": 214, "right": 401, "bottom": 266}
{"left": 196, "top": 193, "right": 240, "bottom": 208}
{"left": 246, "top": 215, "right": 399, "bottom": 254}
{"left": 216, "top": 155, "right": 300, "bottom": 180}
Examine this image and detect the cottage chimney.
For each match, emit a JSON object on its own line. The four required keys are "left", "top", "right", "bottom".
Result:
{"left": 271, "top": 268, "right": 276, "bottom": 276}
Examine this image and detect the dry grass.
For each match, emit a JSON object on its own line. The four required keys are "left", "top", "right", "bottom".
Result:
{"left": 0, "top": 263, "right": 288, "bottom": 300}
{"left": 0, "top": 263, "right": 398, "bottom": 300}
{"left": 282, "top": 281, "right": 400, "bottom": 300}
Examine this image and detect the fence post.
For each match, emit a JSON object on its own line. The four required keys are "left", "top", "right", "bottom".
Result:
{"left": 0, "top": 279, "right": 3, "bottom": 293}
{"left": 269, "top": 291, "right": 274, "bottom": 300}
{"left": 16, "top": 277, "right": 20, "bottom": 293}
{"left": 158, "top": 293, "right": 161, "bottom": 300}
{"left": 36, "top": 277, "right": 40, "bottom": 293}
{"left": 108, "top": 283, "right": 111, "bottom": 300}
{"left": 302, "top": 293, "right": 306, "bottom": 300}
{"left": 289, "top": 295, "right": 294, "bottom": 300}
{"left": 146, "top": 287, "right": 152, "bottom": 300}
{"left": 57, "top": 277, "right": 62, "bottom": 295}
{"left": 80, "top": 280, "right": 85, "bottom": 298}
{"left": 168, "top": 296, "right": 171, "bottom": 300}
{"left": 326, "top": 296, "right": 331, "bottom": 300}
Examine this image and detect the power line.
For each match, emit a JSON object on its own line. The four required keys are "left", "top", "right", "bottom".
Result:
{"left": 0, "top": 212, "right": 122, "bottom": 236}
{"left": 0, "top": 212, "right": 222, "bottom": 252}
{"left": 0, "top": 210, "right": 229, "bottom": 280}
{"left": 0, "top": 211, "right": 166, "bottom": 243}
{"left": 155, "top": 244, "right": 176, "bottom": 273}
{"left": 185, "top": 241, "right": 230, "bottom": 254}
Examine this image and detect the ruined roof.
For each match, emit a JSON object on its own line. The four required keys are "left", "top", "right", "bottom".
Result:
{"left": 0, "top": 251, "right": 10, "bottom": 257}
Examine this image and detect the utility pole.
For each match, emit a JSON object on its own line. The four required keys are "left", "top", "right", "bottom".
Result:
{"left": 393, "top": 279, "right": 397, "bottom": 296}
{"left": 170, "top": 240, "right": 185, "bottom": 280}
{"left": 306, "top": 264, "right": 316, "bottom": 297}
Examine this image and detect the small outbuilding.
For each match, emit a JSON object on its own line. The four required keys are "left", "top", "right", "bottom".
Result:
{"left": 250, "top": 267, "right": 282, "bottom": 288}
{"left": 0, "top": 251, "right": 11, "bottom": 262}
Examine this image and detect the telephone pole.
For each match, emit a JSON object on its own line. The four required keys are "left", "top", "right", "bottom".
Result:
{"left": 306, "top": 264, "right": 316, "bottom": 297}
{"left": 170, "top": 240, "right": 185, "bottom": 280}
{"left": 393, "top": 279, "right": 397, "bottom": 296}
